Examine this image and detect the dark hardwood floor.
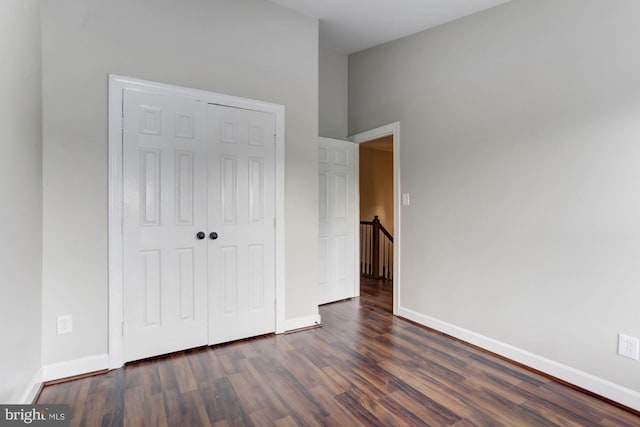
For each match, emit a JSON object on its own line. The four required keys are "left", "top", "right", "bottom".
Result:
{"left": 38, "top": 277, "right": 640, "bottom": 426}
{"left": 357, "top": 276, "right": 393, "bottom": 313}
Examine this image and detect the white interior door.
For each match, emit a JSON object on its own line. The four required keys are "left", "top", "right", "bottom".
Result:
{"left": 122, "top": 90, "right": 278, "bottom": 361}
{"left": 318, "top": 137, "right": 357, "bottom": 304}
{"left": 122, "top": 89, "right": 208, "bottom": 362}
{"left": 208, "top": 104, "right": 277, "bottom": 344}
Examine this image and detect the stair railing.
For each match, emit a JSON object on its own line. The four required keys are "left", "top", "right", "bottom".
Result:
{"left": 360, "top": 215, "right": 393, "bottom": 280}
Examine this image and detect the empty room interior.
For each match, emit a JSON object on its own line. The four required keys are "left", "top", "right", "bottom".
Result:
{"left": 3, "top": 0, "right": 640, "bottom": 424}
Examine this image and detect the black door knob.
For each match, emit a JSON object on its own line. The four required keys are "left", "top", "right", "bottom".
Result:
{"left": 209, "top": 232, "right": 218, "bottom": 240}
{"left": 196, "top": 232, "right": 206, "bottom": 240}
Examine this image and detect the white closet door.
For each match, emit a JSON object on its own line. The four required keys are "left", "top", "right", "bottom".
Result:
{"left": 318, "top": 137, "right": 357, "bottom": 304}
{"left": 207, "top": 104, "right": 277, "bottom": 344}
{"left": 122, "top": 89, "right": 208, "bottom": 362}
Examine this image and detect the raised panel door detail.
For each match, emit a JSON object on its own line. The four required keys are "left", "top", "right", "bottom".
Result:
{"left": 177, "top": 248, "right": 195, "bottom": 320}
{"left": 175, "top": 113, "right": 195, "bottom": 139}
{"left": 140, "top": 106, "right": 162, "bottom": 135}
{"left": 142, "top": 250, "right": 161, "bottom": 326}
{"left": 141, "top": 148, "right": 161, "bottom": 226}
{"left": 175, "top": 151, "right": 194, "bottom": 225}
{"left": 221, "top": 121, "right": 237, "bottom": 144}
{"left": 221, "top": 155, "right": 238, "bottom": 224}
{"left": 249, "top": 245, "right": 265, "bottom": 310}
{"left": 319, "top": 172, "right": 328, "bottom": 221}
{"left": 319, "top": 147, "right": 328, "bottom": 163}
{"left": 334, "top": 174, "right": 348, "bottom": 220}
{"left": 221, "top": 246, "right": 238, "bottom": 314}
{"left": 334, "top": 149, "right": 348, "bottom": 166}
{"left": 249, "top": 124, "right": 264, "bottom": 146}
{"left": 248, "top": 158, "right": 264, "bottom": 224}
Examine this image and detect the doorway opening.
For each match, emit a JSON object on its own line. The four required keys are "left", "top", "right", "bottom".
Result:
{"left": 359, "top": 136, "right": 394, "bottom": 312}
{"left": 352, "top": 122, "right": 400, "bottom": 315}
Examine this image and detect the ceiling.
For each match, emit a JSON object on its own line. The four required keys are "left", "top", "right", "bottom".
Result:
{"left": 267, "top": 0, "right": 512, "bottom": 54}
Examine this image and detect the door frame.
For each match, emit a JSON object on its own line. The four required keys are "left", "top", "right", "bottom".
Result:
{"left": 351, "top": 122, "right": 401, "bottom": 315}
{"left": 108, "top": 75, "right": 286, "bottom": 369}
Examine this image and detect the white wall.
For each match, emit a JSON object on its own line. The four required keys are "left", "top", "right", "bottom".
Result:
{"left": 350, "top": 0, "right": 640, "bottom": 395}
{"left": 41, "top": 0, "right": 318, "bottom": 366}
{"left": 0, "top": 0, "right": 43, "bottom": 403}
{"left": 319, "top": 47, "right": 348, "bottom": 140}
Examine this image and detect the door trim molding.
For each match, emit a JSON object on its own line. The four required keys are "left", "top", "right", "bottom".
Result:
{"left": 108, "top": 75, "right": 286, "bottom": 368}
{"left": 351, "top": 122, "right": 401, "bottom": 315}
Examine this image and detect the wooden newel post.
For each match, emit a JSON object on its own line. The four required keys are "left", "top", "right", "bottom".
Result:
{"left": 372, "top": 216, "right": 380, "bottom": 278}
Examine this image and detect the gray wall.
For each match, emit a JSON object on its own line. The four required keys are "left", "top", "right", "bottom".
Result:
{"left": 0, "top": 0, "right": 43, "bottom": 403}
{"left": 319, "top": 47, "right": 348, "bottom": 140}
{"left": 350, "top": 0, "right": 640, "bottom": 392}
{"left": 41, "top": 0, "right": 319, "bottom": 365}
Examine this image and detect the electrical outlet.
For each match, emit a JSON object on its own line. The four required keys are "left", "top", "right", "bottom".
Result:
{"left": 617, "top": 333, "right": 639, "bottom": 360}
{"left": 57, "top": 315, "right": 72, "bottom": 335}
{"left": 402, "top": 193, "right": 410, "bottom": 206}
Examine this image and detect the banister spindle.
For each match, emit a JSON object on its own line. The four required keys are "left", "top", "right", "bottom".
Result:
{"left": 372, "top": 216, "right": 380, "bottom": 278}
{"left": 360, "top": 216, "right": 393, "bottom": 280}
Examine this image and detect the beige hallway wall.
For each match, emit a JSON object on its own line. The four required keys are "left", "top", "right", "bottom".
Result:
{"left": 359, "top": 139, "right": 394, "bottom": 234}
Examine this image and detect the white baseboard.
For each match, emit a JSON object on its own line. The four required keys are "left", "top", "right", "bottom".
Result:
{"left": 19, "top": 368, "right": 43, "bottom": 404}
{"left": 281, "top": 314, "right": 322, "bottom": 333}
{"left": 41, "top": 354, "right": 109, "bottom": 383}
{"left": 398, "top": 306, "right": 640, "bottom": 412}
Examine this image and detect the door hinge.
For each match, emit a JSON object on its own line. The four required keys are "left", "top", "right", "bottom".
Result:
{"left": 274, "top": 133, "right": 277, "bottom": 145}
{"left": 121, "top": 116, "right": 126, "bottom": 129}
{"left": 121, "top": 321, "right": 125, "bottom": 337}
{"left": 274, "top": 217, "right": 276, "bottom": 228}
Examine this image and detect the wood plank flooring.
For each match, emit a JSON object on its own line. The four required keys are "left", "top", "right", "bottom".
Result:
{"left": 38, "top": 277, "right": 640, "bottom": 426}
